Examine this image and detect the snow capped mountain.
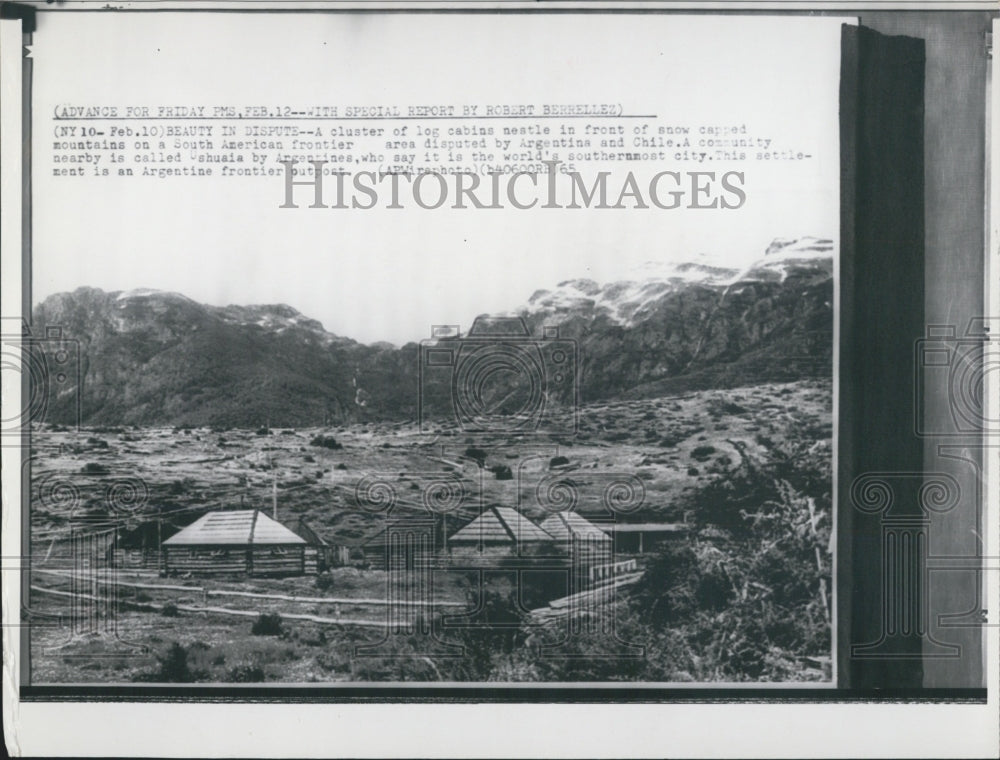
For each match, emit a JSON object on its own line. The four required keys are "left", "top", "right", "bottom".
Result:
{"left": 731, "top": 237, "right": 834, "bottom": 287}
{"left": 514, "top": 237, "right": 833, "bottom": 328}
{"left": 110, "top": 288, "right": 348, "bottom": 345}
{"left": 763, "top": 237, "right": 834, "bottom": 258}
{"left": 217, "top": 303, "right": 340, "bottom": 343}
{"left": 32, "top": 236, "right": 833, "bottom": 426}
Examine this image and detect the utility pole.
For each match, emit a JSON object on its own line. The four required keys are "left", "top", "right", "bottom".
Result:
{"left": 268, "top": 417, "right": 277, "bottom": 521}
{"left": 272, "top": 463, "right": 278, "bottom": 521}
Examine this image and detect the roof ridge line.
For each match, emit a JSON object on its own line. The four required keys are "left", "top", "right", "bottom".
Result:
{"left": 248, "top": 509, "right": 260, "bottom": 545}
{"left": 492, "top": 505, "right": 518, "bottom": 543}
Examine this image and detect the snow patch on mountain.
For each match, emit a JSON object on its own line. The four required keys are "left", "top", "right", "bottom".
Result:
{"left": 513, "top": 237, "right": 833, "bottom": 327}
{"left": 116, "top": 288, "right": 195, "bottom": 303}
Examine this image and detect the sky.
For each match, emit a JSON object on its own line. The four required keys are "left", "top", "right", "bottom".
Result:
{"left": 31, "top": 13, "right": 845, "bottom": 345}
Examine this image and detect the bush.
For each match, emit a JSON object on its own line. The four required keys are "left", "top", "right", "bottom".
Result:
{"left": 161, "top": 602, "right": 179, "bottom": 617}
{"left": 251, "top": 612, "right": 284, "bottom": 636}
{"left": 310, "top": 435, "right": 343, "bottom": 450}
{"left": 632, "top": 543, "right": 703, "bottom": 626}
{"left": 441, "top": 580, "right": 527, "bottom": 680}
{"left": 255, "top": 427, "right": 272, "bottom": 436}
{"left": 168, "top": 477, "right": 196, "bottom": 496}
{"left": 226, "top": 660, "right": 266, "bottom": 682}
{"left": 490, "top": 464, "right": 513, "bottom": 481}
{"left": 156, "top": 642, "right": 194, "bottom": 682}
{"left": 464, "top": 447, "right": 488, "bottom": 467}
{"left": 690, "top": 445, "right": 717, "bottom": 462}
{"left": 315, "top": 572, "right": 335, "bottom": 592}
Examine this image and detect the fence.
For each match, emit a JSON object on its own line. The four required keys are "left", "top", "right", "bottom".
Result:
{"left": 589, "top": 559, "right": 638, "bottom": 584}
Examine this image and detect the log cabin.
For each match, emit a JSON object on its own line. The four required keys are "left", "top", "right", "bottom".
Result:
{"left": 162, "top": 509, "right": 317, "bottom": 577}
{"left": 447, "top": 506, "right": 556, "bottom": 557}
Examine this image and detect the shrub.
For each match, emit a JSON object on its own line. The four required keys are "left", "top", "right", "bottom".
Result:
{"left": 315, "top": 572, "right": 335, "bottom": 592}
{"left": 464, "top": 447, "right": 488, "bottom": 467}
{"left": 226, "top": 660, "right": 266, "bottom": 683}
{"left": 310, "top": 435, "right": 343, "bottom": 450}
{"left": 490, "top": 464, "right": 513, "bottom": 481}
{"left": 441, "top": 580, "right": 527, "bottom": 680}
{"left": 168, "top": 477, "right": 195, "bottom": 496}
{"left": 161, "top": 603, "right": 179, "bottom": 617}
{"left": 251, "top": 612, "right": 284, "bottom": 636}
{"left": 296, "top": 626, "right": 327, "bottom": 647}
{"left": 255, "top": 427, "right": 271, "bottom": 436}
{"left": 631, "top": 543, "right": 702, "bottom": 626}
{"left": 156, "top": 642, "right": 193, "bottom": 682}
{"left": 690, "top": 445, "right": 717, "bottom": 462}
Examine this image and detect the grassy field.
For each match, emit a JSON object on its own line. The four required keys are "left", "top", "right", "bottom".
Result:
{"left": 25, "top": 378, "right": 832, "bottom": 683}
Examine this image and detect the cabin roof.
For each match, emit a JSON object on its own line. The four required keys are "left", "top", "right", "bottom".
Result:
{"left": 449, "top": 506, "right": 553, "bottom": 544}
{"left": 163, "top": 510, "right": 307, "bottom": 546}
{"left": 539, "top": 512, "right": 612, "bottom": 542}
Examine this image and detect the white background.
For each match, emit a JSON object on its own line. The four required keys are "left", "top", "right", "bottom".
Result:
{"left": 3, "top": 5, "right": 998, "bottom": 758}
{"left": 30, "top": 12, "right": 842, "bottom": 345}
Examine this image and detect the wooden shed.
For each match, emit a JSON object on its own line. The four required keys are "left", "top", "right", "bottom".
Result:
{"left": 448, "top": 506, "right": 555, "bottom": 555}
{"left": 539, "top": 512, "right": 613, "bottom": 547}
{"left": 162, "top": 510, "right": 317, "bottom": 577}
{"left": 292, "top": 518, "right": 339, "bottom": 571}
{"left": 539, "top": 512, "right": 613, "bottom": 587}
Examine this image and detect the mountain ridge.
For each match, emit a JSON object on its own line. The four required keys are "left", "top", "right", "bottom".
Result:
{"left": 31, "top": 237, "right": 833, "bottom": 427}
